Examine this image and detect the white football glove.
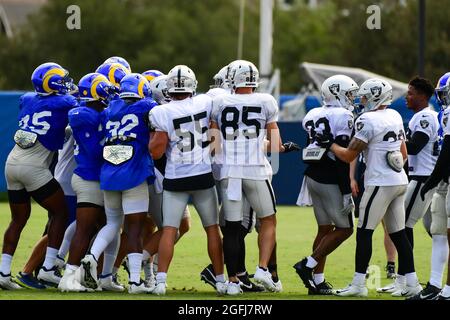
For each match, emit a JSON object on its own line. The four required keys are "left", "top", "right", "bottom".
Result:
{"left": 340, "top": 194, "right": 355, "bottom": 216}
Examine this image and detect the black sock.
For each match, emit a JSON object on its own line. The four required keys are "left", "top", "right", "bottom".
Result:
{"left": 236, "top": 225, "right": 248, "bottom": 274}
{"left": 405, "top": 227, "right": 414, "bottom": 250}
{"left": 355, "top": 228, "right": 374, "bottom": 274}
{"left": 222, "top": 220, "right": 242, "bottom": 277}
{"left": 389, "top": 229, "right": 415, "bottom": 275}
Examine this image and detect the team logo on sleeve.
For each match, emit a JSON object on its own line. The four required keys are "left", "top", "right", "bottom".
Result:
{"left": 419, "top": 119, "right": 429, "bottom": 129}
{"left": 370, "top": 86, "right": 382, "bottom": 98}
{"left": 348, "top": 119, "right": 354, "bottom": 129}
{"left": 328, "top": 84, "right": 340, "bottom": 96}
{"left": 356, "top": 122, "right": 364, "bottom": 131}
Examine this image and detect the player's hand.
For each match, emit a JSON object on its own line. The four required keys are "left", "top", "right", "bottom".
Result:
{"left": 340, "top": 193, "right": 355, "bottom": 216}
{"left": 350, "top": 179, "right": 359, "bottom": 197}
{"left": 282, "top": 141, "right": 301, "bottom": 153}
{"left": 315, "top": 132, "right": 334, "bottom": 149}
{"left": 420, "top": 178, "right": 437, "bottom": 201}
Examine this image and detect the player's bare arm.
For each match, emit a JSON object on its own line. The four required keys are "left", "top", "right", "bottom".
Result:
{"left": 330, "top": 137, "right": 367, "bottom": 164}
{"left": 266, "top": 121, "right": 285, "bottom": 153}
{"left": 400, "top": 140, "right": 407, "bottom": 161}
{"left": 149, "top": 131, "right": 169, "bottom": 160}
{"left": 209, "top": 121, "right": 222, "bottom": 156}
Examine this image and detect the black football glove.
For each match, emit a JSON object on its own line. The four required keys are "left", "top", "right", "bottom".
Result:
{"left": 282, "top": 141, "right": 301, "bottom": 153}
{"left": 315, "top": 132, "right": 334, "bottom": 149}
{"left": 420, "top": 176, "right": 439, "bottom": 201}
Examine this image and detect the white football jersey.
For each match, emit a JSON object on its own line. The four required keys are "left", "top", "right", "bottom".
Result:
{"left": 149, "top": 94, "right": 213, "bottom": 180}
{"left": 406, "top": 107, "right": 439, "bottom": 176}
{"left": 54, "top": 127, "right": 76, "bottom": 196}
{"left": 302, "top": 106, "right": 354, "bottom": 160}
{"left": 206, "top": 87, "right": 230, "bottom": 98}
{"left": 354, "top": 109, "right": 408, "bottom": 187}
{"left": 442, "top": 107, "right": 450, "bottom": 136}
{"left": 211, "top": 92, "right": 278, "bottom": 180}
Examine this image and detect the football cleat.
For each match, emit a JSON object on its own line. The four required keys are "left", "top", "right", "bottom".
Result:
{"left": 237, "top": 273, "right": 265, "bottom": 292}
{"left": 333, "top": 283, "right": 368, "bottom": 297}
{"left": 54, "top": 255, "right": 66, "bottom": 271}
{"left": 80, "top": 254, "right": 98, "bottom": 289}
{"left": 436, "top": 293, "right": 450, "bottom": 300}
{"left": 58, "top": 268, "right": 92, "bottom": 292}
{"left": 253, "top": 266, "right": 277, "bottom": 292}
{"left": 293, "top": 258, "right": 316, "bottom": 290}
{"left": 406, "top": 282, "right": 441, "bottom": 300}
{"left": 152, "top": 282, "right": 167, "bottom": 295}
{"left": 145, "top": 273, "right": 156, "bottom": 289}
{"left": 16, "top": 272, "right": 46, "bottom": 290}
{"left": 200, "top": 264, "right": 216, "bottom": 289}
{"left": 309, "top": 280, "right": 333, "bottom": 295}
{"left": 99, "top": 274, "right": 125, "bottom": 292}
{"left": 216, "top": 281, "right": 228, "bottom": 295}
{"left": 273, "top": 280, "right": 283, "bottom": 293}
{"left": 377, "top": 279, "right": 402, "bottom": 294}
{"left": 393, "top": 282, "right": 422, "bottom": 298}
{"left": 37, "top": 266, "right": 61, "bottom": 287}
{"left": 0, "top": 272, "right": 22, "bottom": 290}
{"left": 128, "top": 280, "right": 153, "bottom": 294}
{"left": 226, "top": 282, "right": 243, "bottom": 296}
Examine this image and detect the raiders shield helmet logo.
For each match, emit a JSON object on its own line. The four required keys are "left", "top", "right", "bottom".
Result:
{"left": 328, "top": 84, "right": 340, "bottom": 96}
{"left": 356, "top": 122, "right": 364, "bottom": 131}
{"left": 420, "top": 119, "right": 429, "bottom": 129}
{"left": 370, "top": 86, "right": 382, "bottom": 98}
{"left": 348, "top": 119, "right": 354, "bottom": 129}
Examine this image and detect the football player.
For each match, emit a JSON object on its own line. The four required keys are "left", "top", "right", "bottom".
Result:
{"left": 210, "top": 60, "right": 290, "bottom": 294}
{"left": 294, "top": 75, "right": 357, "bottom": 295}
{"left": 420, "top": 72, "right": 450, "bottom": 300}
{"left": 80, "top": 73, "right": 156, "bottom": 294}
{"left": 149, "top": 65, "right": 226, "bottom": 295}
{"left": 317, "top": 78, "right": 421, "bottom": 297}
{"left": 0, "top": 63, "right": 78, "bottom": 290}
{"left": 379, "top": 77, "right": 439, "bottom": 296}
{"left": 59, "top": 73, "right": 120, "bottom": 292}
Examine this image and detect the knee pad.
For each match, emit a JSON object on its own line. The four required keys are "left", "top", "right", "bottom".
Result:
{"left": 430, "top": 193, "right": 448, "bottom": 236}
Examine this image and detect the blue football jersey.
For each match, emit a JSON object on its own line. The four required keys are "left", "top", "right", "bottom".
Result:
{"left": 18, "top": 92, "right": 78, "bottom": 151}
{"left": 100, "top": 98, "right": 157, "bottom": 191}
{"left": 69, "top": 104, "right": 105, "bottom": 181}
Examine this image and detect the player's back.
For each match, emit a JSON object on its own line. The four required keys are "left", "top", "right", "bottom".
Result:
{"left": 8, "top": 92, "right": 77, "bottom": 168}
{"left": 212, "top": 92, "right": 278, "bottom": 174}
{"left": 101, "top": 98, "right": 155, "bottom": 191}
{"left": 354, "top": 108, "right": 408, "bottom": 186}
{"left": 151, "top": 94, "right": 212, "bottom": 180}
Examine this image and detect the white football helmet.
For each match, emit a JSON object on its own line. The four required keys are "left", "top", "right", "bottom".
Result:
{"left": 149, "top": 75, "right": 171, "bottom": 105}
{"left": 166, "top": 65, "right": 197, "bottom": 94}
{"left": 357, "top": 78, "right": 393, "bottom": 112}
{"left": 212, "top": 65, "right": 231, "bottom": 89}
{"left": 229, "top": 60, "right": 259, "bottom": 89}
{"left": 321, "top": 75, "right": 359, "bottom": 110}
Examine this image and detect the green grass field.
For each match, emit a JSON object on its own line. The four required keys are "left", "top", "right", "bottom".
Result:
{"left": 0, "top": 203, "right": 440, "bottom": 300}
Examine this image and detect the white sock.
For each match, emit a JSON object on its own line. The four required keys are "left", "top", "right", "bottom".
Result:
{"left": 306, "top": 256, "right": 318, "bottom": 269}
{"left": 313, "top": 273, "right": 324, "bottom": 285}
{"left": 58, "top": 221, "right": 76, "bottom": 259}
{"left": 396, "top": 274, "right": 406, "bottom": 286}
{"left": 143, "top": 261, "right": 153, "bottom": 280}
{"left": 156, "top": 272, "right": 167, "bottom": 284}
{"left": 442, "top": 285, "right": 450, "bottom": 297}
{"left": 66, "top": 264, "right": 78, "bottom": 272}
{"left": 352, "top": 272, "right": 366, "bottom": 286}
{"left": 128, "top": 253, "right": 142, "bottom": 283}
{"left": 101, "top": 232, "right": 120, "bottom": 276}
{"left": 0, "top": 254, "right": 13, "bottom": 275}
{"left": 429, "top": 235, "right": 448, "bottom": 288}
{"left": 142, "top": 250, "right": 150, "bottom": 261}
{"left": 405, "top": 272, "right": 418, "bottom": 286}
{"left": 216, "top": 274, "right": 225, "bottom": 283}
{"left": 90, "top": 211, "right": 123, "bottom": 260}
{"left": 42, "top": 247, "right": 58, "bottom": 270}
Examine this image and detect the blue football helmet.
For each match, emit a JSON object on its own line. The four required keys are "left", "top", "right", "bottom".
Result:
{"left": 119, "top": 73, "right": 151, "bottom": 99}
{"left": 103, "top": 56, "right": 131, "bottom": 72}
{"left": 31, "top": 62, "right": 75, "bottom": 95}
{"left": 95, "top": 62, "right": 130, "bottom": 89}
{"left": 142, "top": 70, "right": 164, "bottom": 83}
{"left": 78, "top": 73, "right": 115, "bottom": 103}
{"left": 436, "top": 72, "right": 450, "bottom": 109}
